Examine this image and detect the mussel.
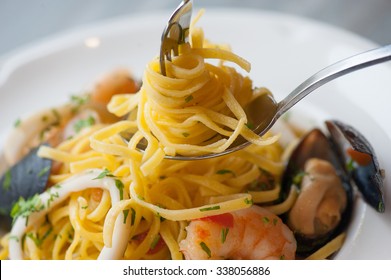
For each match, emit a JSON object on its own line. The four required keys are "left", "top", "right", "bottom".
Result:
{"left": 0, "top": 145, "right": 52, "bottom": 229}
{"left": 325, "top": 120, "right": 385, "bottom": 212}
{"left": 281, "top": 120, "right": 385, "bottom": 257}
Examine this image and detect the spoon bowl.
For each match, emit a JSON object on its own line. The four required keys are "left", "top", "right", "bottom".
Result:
{"left": 162, "top": 44, "right": 391, "bottom": 160}
{"left": 123, "top": 44, "right": 391, "bottom": 160}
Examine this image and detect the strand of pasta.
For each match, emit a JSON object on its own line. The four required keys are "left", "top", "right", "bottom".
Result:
{"left": 8, "top": 170, "right": 128, "bottom": 260}
{"left": 306, "top": 233, "right": 346, "bottom": 260}
{"left": 129, "top": 159, "right": 253, "bottom": 221}
{"left": 264, "top": 185, "right": 299, "bottom": 215}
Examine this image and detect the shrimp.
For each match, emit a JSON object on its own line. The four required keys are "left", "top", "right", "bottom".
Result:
{"left": 179, "top": 205, "right": 296, "bottom": 260}
{"left": 91, "top": 68, "right": 139, "bottom": 105}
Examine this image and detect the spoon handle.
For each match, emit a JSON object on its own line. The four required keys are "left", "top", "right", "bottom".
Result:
{"left": 276, "top": 44, "right": 391, "bottom": 117}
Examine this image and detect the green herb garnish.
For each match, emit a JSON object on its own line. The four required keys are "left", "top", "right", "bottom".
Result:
{"left": 150, "top": 235, "right": 161, "bottom": 250}
{"left": 14, "top": 118, "right": 21, "bottom": 127}
{"left": 74, "top": 115, "right": 95, "bottom": 133}
{"left": 245, "top": 122, "right": 254, "bottom": 129}
{"left": 216, "top": 169, "right": 236, "bottom": 176}
{"left": 115, "top": 179, "right": 125, "bottom": 200}
{"left": 199, "top": 205, "right": 221, "bottom": 212}
{"left": 221, "top": 228, "right": 229, "bottom": 244}
{"left": 123, "top": 209, "right": 129, "bottom": 224}
{"left": 2, "top": 170, "right": 12, "bottom": 191}
{"left": 182, "top": 132, "right": 190, "bottom": 137}
{"left": 262, "top": 216, "right": 270, "bottom": 224}
{"left": 46, "top": 190, "right": 59, "bottom": 208}
{"left": 51, "top": 109, "right": 61, "bottom": 126}
{"left": 244, "top": 198, "right": 253, "bottom": 205}
{"left": 346, "top": 159, "right": 356, "bottom": 172}
{"left": 130, "top": 208, "right": 136, "bottom": 226}
{"left": 37, "top": 166, "right": 51, "bottom": 178}
{"left": 8, "top": 235, "right": 19, "bottom": 242}
{"left": 93, "top": 168, "right": 115, "bottom": 180}
{"left": 11, "top": 194, "right": 45, "bottom": 226}
{"left": 292, "top": 171, "right": 307, "bottom": 186}
{"left": 71, "top": 94, "right": 89, "bottom": 108}
{"left": 27, "top": 227, "right": 53, "bottom": 247}
{"left": 200, "top": 242, "right": 211, "bottom": 258}
{"left": 185, "top": 95, "right": 194, "bottom": 103}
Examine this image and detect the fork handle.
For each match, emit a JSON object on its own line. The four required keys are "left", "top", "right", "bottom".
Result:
{"left": 276, "top": 44, "right": 391, "bottom": 117}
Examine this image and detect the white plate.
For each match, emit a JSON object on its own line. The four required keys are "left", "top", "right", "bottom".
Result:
{"left": 1, "top": 9, "right": 390, "bottom": 259}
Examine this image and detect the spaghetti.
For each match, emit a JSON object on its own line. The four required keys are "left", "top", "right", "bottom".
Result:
{"left": 0, "top": 13, "right": 345, "bottom": 260}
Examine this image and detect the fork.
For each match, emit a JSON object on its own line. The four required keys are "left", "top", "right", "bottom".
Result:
{"left": 159, "top": 0, "right": 193, "bottom": 76}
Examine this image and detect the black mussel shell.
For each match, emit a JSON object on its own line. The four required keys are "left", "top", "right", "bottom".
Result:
{"left": 281, "top": 128, "right": 353, "bottom": 257}
{"left": 326, "top": 120, "right": 385, "bottom": 212}
{"left": 0, "top": 145, "right": 52, "bottom": 228}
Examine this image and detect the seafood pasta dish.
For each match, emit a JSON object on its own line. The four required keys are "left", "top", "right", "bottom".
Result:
{"left": 0, "top": 10, "right": 385, "bottom": 260}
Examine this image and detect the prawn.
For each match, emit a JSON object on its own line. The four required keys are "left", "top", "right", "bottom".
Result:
{"left": 179, "top": 205, "right": 296, "bottom": 260}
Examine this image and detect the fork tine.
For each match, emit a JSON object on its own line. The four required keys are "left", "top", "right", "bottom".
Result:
{"left": 160, "top": 0, "right": 193, "bottom": 76}
{"left": 166, "top": 51, "right": 172, "bottom": 62}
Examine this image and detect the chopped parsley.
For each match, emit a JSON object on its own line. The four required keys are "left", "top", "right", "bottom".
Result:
{"left": 273, "top": 218, "right": 278, "bottom": 226}
{"left": 346, "top": 159, "right": 356, "bottom": 172}
{"left": 68, "top": 229, "right": 74, "bottom": 241}
{"left": 11, "top": 194, "right": 45, "bottom": 226}
{"left": 216, "top": 169, "right": 236, "bottom": 176}
{"left": 130, "top": 208, "right": 136, "bottom": 226}
{"left": 70, "top": 94, "right": 90, "bottom": 113}
{"left": 26, "top": 227, "right": 53, "bottom": 247}
{"left": 2, "top": 170, "right": 12, "bottom": 191}
{"left": 51, "top": 109, "right": 61, "bottom": 126}
{"left": 71, "top": 95, "right": 90, "bottom": 106}
{"left": 262, "top": 216, "right": 270, "bottom": 224}
{"left": 115, "top": 179, "right": 125, "bottom": 200}
{"left": 221, "top": 228, "right": 229, "bottom": 244}
{"left": 123, "top": 209, "right": 129, "bottom": 224}
{"left": 8, "top": 235, "right": 19, "bottom": 242}
{"left": 26, "top": 232, "right": 41, "bottom": 247}
{"left": 73, "top": 115, "right": 95, "bottom": 133}
{"left": 200, "top": 242, "right": 211, "bottom": 258}
{"left": 14, "top": 118, "right": 21, "bottom": 127}
{"left": 185, "top": 95, "right": 194, "bottom": 103}
{"left": 93, "top": 168, "right": 115, "bottom": 180}
{"left": 245, "top": 122, "right": 254, "bottom": 129}
{"left": 46, "top": 190, "right": 59, "bottom": 208}
{"left": 244, "top": 198, "right": 253, "bottom": 205}
{"left": 199, "top": 205, "right": 221, "bottom": 212}
{"left": 37, "top": 166, "right": 51, "bottom": 178}
{"left": 182, "top": 132, "right": 190, "bottom": 137}
{"left": 292, "top": 171, "right": 308, "bottom": 186}
{"left": 150, "top": 235, "right": 161, "bottom": 250}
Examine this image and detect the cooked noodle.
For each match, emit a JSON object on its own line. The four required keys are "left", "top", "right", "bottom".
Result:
{"left": 0, "top": 13, "right": 344, "bottom": 260}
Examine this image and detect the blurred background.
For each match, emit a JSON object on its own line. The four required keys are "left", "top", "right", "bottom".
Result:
{"left": 1, "top": 0, "right": 391, "bottom": 57}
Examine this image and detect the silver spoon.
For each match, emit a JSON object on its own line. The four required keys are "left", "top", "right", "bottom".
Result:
{"left": 127, "top": 44, "right": 391, "bottom": 160}
{"left": 168, "top": 44, "right": 391, "bottom": 160}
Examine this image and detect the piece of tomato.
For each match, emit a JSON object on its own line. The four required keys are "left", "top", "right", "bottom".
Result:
{"left": 198, "top": 213, "right": 234, "bottom": 228}
{"left": 133, "top": 232, "right": 166, "bottom": 255}
{"left": 346, "top": 147, "right": 372, "bottom": 166}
